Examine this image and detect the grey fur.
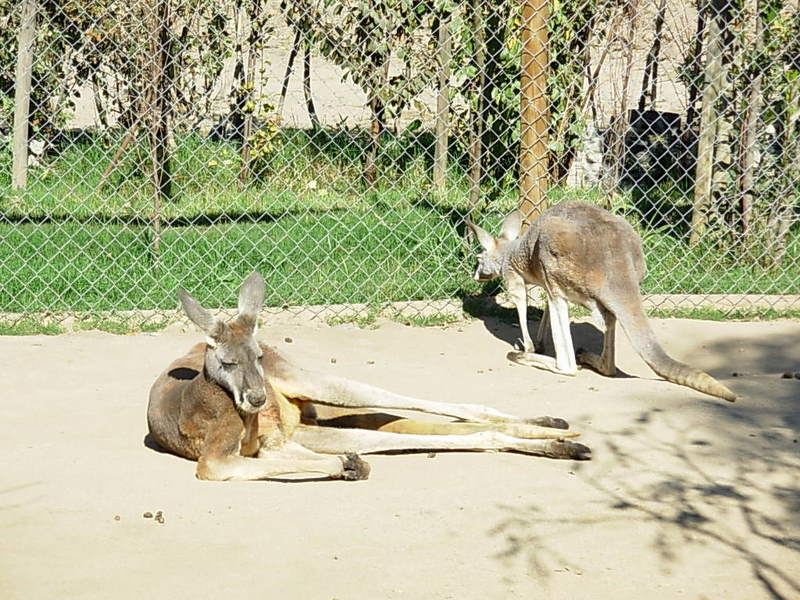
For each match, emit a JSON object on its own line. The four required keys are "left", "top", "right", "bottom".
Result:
{"left": 469, "top": 201, "right": 737, "bottom": 402}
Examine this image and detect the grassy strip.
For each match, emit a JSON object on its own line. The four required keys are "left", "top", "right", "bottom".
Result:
{"left": 1, "top": 208, "right": 798, "bottom": 314}
{"left": 0, "top": 207, "right": 474, "bottom": 313}
{"left": 2, "top": 304, "right": 798, "bottom": 336}
{"left": 1, "top": 130, "right": 798, "bottom": 317}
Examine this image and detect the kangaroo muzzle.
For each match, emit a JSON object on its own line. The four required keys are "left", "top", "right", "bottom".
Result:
{"left": 242, "top": 388, "right": 267, "bottom": 410}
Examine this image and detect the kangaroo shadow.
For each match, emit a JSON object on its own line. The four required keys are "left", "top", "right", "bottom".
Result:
{"left": 463, "top": 294, "right": 634, "bottom": 378}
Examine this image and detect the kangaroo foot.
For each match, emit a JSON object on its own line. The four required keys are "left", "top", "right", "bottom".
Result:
{"left": 545, "top": 439, "right": 592, "bottom": 460}
{"left": 339, "top": 453, "right": 371, "bottom": 481}
{"left": 575, "top": 348, "right": 617, "bottom": 377}
{"left": 507, "top": 351, "right": 577, "bottom": 377}
{"left": 524, "top": 416, "right": 569, "bottom": 430}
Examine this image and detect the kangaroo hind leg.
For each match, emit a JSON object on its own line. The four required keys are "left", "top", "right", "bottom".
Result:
{"left": 316, "top": 412, "right": 577, "bottom": 438}
{"left": 577, "top": 305, "right": 618, "bottom": 377}
{"left": 507, "top": 295, "right": 577, "bottom": 376}
{"left": 292, "top": 426, "right": 591, "bottom": 460}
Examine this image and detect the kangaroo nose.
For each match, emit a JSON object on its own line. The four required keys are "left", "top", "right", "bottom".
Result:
{"left": 246, "top": 391, "right": 266, "bottom": 408}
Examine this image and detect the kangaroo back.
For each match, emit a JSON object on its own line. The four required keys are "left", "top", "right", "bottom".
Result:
{"left": 612, "top": 298, "right": 737, "bottom": 402}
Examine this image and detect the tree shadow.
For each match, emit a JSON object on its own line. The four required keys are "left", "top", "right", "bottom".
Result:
{"left": 487, "top": 329, "right": 800, "bottom": 598}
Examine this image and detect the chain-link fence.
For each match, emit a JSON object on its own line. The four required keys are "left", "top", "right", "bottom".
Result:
{"left": 1, "top": 0, "right": 798, "bottom": 326}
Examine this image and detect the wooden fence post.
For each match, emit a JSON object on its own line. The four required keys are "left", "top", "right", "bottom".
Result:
{"left": 12, "top": 0, "right": 37, "bottom": 190}
{"left": 518, "top": 0, "right": 549, "bottom": 227}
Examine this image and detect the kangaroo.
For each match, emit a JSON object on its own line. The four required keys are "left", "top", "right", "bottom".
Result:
{"left": 147, "top": 272, "right": 590, "bottom": 482}
{"left": 468, "top": 201, "right": 737, "bottom": 402}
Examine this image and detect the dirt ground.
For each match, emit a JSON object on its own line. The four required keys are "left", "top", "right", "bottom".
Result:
{"left": 1, "top": 315, "right": 799, "bottom": 600}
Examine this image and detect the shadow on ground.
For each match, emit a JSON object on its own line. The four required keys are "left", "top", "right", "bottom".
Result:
{"left": 487, "top": 330, "right": 800, "bottom": 599}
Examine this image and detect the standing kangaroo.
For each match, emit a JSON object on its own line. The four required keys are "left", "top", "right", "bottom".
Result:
{"left": 468, "top": 201, "right": 737, "bottom": 402}
{"left": 147, "top": 272, "right": 590, "bottom": 482}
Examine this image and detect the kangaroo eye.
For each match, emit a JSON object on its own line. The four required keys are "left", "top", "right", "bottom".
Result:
{"left": 220, "top": 359, "right": 238, "bottom": 368}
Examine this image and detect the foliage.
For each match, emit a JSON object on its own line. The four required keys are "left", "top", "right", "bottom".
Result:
{"left": 281, "top": 0, "right": 439, "bottom": 124}
{"left": 446, "top": 0, "right": 616, "bottom": 191}
{"left": 246, "top": 98, "right": 282, "bottom": 177}
{"left": 0, "top": 1, "right": 273, "bottom": 140}
{"left": 689, "top": 0, "right": 800, "bottom": 264}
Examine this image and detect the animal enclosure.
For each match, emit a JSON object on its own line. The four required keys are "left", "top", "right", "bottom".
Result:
{"left": 1, "top": 0, "right": 799, "bottom": 325}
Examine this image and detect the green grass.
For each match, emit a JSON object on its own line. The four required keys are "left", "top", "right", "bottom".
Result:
{"left": 1, "top": 129, "right": 798, "bottom": 320}
{"left": 646, "top": 307, "right": 800, "bottom": 321}
{"left": 395, "top": 313, "right": 464, "bottom": 327}
{"left": 0, "top": 207, "right": 477, "bottom": 312}
{"left": 0, "top": 319, "right": 62, "bottom": 335}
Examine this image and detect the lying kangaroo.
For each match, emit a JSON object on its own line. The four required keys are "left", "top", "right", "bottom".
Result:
{"left": 147, "top": 272, "right": 590, "bottom": 481}
{"left": 468, "top": 201, "right": 737, "bottom": 402}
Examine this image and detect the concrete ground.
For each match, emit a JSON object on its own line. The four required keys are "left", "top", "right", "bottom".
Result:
{"left": 1, "top": 315, "right": 798, "bottom": 599}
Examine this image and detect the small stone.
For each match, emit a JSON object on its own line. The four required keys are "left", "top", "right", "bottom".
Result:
{"left": 284, "top": 337, "right": 293, "bottom": 343}
{"left": 143, "top": 512, "right": 153, "bottom": 519}
{"left": 427, "top": 452, "right": 436, "bottom": 458}
{"left": 794, "top": 372, "right": 800, "bottom": 380}
{"left": 114, "top": 515, "right": 120, "bottom": 521}
{"left": 367, "top": 360, "right": 375, "bottom": 365}
{"left": 330, "top": 357, "right": 337, "bottom": 364}
{"left": 731, "top": 372, "right": 739, "bottom": 377}
{"left": 781, "top": 372, "right": 792, "bottom": 379}
{"left": 155, "top": 511, "right": 165, "bottom": 524}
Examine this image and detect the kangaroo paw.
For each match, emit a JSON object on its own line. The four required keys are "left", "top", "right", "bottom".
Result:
{"left": 507, "top": 351, "right": 578, "bottom": 377}
{"left": 524, "top": 416, "right": 569, "bottom": 430}
{"left": 576, "top": 348, "right": 617, "bottom": 377}
{"left": 546, "top": 439, "right": 592, "bottom": 460}
{"left": 340, "top": 453, "right": 371, "bottom": 481}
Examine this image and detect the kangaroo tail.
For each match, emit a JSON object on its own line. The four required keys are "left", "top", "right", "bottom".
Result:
{"left": 614, "top": 302, "right": 737, "bottom": 402}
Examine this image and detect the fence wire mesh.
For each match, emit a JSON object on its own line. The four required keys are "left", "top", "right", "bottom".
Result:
{"left": 1, "top": 0, "right": 798, "bottom": 327}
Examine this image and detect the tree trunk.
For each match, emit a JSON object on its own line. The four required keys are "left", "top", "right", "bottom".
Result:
{"left": 603, "top": 0, "right": 637, "bottom": 199}
{"left": 468, "top": 1, "right": 486, "bottom": 214}
{"left": 518, "top": 0, "right": 550, "bottom": 226}
{"left": 685, "top": 7, "right": 707, "bottom": 130}
{"left": 482, "top": 1, "right": 508, "bottom": 182}
{"left": 12, "top": 0, "right": 36, "bottom": 190}
{"left": 148, "top": 0, "right": 174, "bottom": 259}
{"left": 638, "top": 0, "right": 667, "bottom": 112}
{"left": 735, "top": 0, "right": 763, "bottom": 240}
{"left": 303, "top": 36, "right": 320, "bottom": 130}
{"left": 240, "top": 7, "right": 259, "bottom": 185}
{"left": 432, "top": 11, "right": 452, "bottom": 194}
{"left": 690, "top": 0, "right": 729, "bottom": 247}
{"left": 364, "top": 61, "right": 389, "bottom": 190}
{"left": 277, "top": 27, "right": 302, "bottom": 120}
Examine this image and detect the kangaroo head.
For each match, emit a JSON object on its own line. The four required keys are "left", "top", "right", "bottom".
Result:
{"left": 467, "top": 211, "right": 522, "bottom": 282}
{"left": 178, "top": 272, "right": 267, "bottom": 414}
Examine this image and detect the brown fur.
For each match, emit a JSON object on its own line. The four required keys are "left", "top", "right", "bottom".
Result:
{"left": 146, "top": 274, "right": 591, "bottom": 482}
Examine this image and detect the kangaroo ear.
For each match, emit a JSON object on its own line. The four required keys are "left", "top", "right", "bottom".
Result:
{"left": 500, "top": 211, "right": 522, "bottom": 241}
{"left": 179, "top": 287, "right": 223, "bottom": 340}
{"left": 467, "top": 221, "right": 496, "bottom": 252}
{"left": 237, "top": 271, "right": 266, "bottom": 328}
